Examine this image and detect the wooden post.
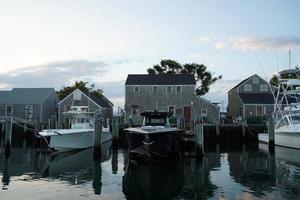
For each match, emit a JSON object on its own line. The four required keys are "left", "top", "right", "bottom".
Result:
{"left": 215, "top": 123, "right": 220, "bottom": 142}
{"left": 268, "top": 116, "right": 275, "bottom": 153}
{"left": 1, "top": 121, "right": 5, "bottom": 147}
{"left": 242, "top": 121, "right": 246, "bottom": 139}
{"left": 194, "top": 159, "right": 205, "bottom": 199}
{"left": 5, "top": 116, "right": 12, "bottom": 156}
{"left": 112, "top": 148, "right": 118, "bottom": 174}
{"left": 23, "top": 123, "right": 28, "bottom": 148}
{"left": 93, "top": 159, "right": 102, "bottom": 195}
{"left": 195, "top": 117, "right": 204, "bottom": 159}
{"left": 54, "top": 115, "right": 57, "bottom": 129}
{"left": 94, "top": 112, "right": 102, "bottom": 159}
{"left": 48, "top": 118, "right": 51, "bottom": 129}
{"left": 112, "top": 117, "right": 120, "bottom": 148}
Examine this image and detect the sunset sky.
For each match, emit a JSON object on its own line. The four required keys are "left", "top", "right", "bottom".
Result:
{"left": 0, "top": 0, "right": 300, "bottom": 110}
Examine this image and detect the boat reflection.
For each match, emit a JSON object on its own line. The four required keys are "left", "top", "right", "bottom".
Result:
{"left": 122, "top": 158, "right": 184, "bottom": 200}
{"left": 0, "top": 142, "right": 112, "bottom": 192}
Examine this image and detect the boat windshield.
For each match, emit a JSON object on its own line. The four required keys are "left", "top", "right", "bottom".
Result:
{"left": 72, "top": 118, "right": 91, "bottom": 124}
{"left": 144, "top": 116, "right": 166, "bottom": 126}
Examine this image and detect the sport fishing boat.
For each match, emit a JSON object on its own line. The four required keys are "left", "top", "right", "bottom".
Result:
{"left": 124, "top": 110, "right": 182, "bottom": 161}
{"left": 259, "top": 68, "right": 300, "bottom": 149}
{"left": 39, "top": 106, "right": 111, "bottom": 152}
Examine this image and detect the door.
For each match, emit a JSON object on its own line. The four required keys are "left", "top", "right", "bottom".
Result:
{"left": 184, "top": 106, "right": 191, "bottom": 128}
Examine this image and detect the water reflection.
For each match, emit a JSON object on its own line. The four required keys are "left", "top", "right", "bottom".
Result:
{"left": 123, "top": 158, "right": 184, "bottom": 200}
{"left": 1, "top": 142, "right": 300, "bottom": 199}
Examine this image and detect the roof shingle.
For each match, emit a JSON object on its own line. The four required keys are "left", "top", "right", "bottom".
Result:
{"left": 125, "top": 74, "right": 196, "bottom": 85}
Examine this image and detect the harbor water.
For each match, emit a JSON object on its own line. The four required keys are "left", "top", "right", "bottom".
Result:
{"left": 1, "top": 139, "right": 300, "bottom": 199}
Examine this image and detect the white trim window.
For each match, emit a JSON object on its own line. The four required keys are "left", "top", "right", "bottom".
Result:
{"left": 260, "top": 84, "right": 268, "bottom": 91}
{"left": 166, "top": 86, "right": 172, "bottom": 93}
{"left": 134, "top": 86, "right": 140, "bottom": 92}
{"left": 6, "top": 105, "right": 13, "bottom": 115}
{"left": 253, "top": 77, "right": 259, "bottom": 84}
{"left": 25, "top": 105, "right": 33, "bottom": 121}
{"left": 244, "top": 84, "right": 252, "bottom": 92}
{"left": 176, "top": 86, "right": 182, "bottom": 93}
{"left": 201, "top": 109, "right": 207, "bottom": 116}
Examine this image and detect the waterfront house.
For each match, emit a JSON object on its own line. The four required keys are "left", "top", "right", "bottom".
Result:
{"left": 228, "top": 74, "right": 274, "bottom": 120}
{"left": 0, "top": 88, "right": 59, "bottom": 125}
{"left": 124, "top": 74, "right": 220, "bottom": 126}
{"left": 58, "top": 89, "right": 113, "bottom": 127}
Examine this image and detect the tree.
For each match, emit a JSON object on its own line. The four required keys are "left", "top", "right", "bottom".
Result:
{"left": 269, "top": 74, "right": 279, "bottom": 86}
{"left": 57, "top": 80, "right": 103, "bottom": 100}
{"left": 147, "top": 59, "right": 222, "bottom": 96}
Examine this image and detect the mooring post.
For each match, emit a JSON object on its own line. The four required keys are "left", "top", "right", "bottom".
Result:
{"left": 93, "top": 159, "right": 102, "bottom": 195}
{"left": 23, "top": 123, "right": 28, "bottom": 148}
{"left": 1, "top": 120, "right": 5, "bottom": 147}
{"left": 268, "top": 116, "right": 275, "bottom": 153}
{"left": 112, "top": 148, "right": 118, "bottom": 174}
{"left": 242, "top": 120, "right": 246, "bottom": 140}
{"left": 195, "top": 116, "right": 204, "bottom": 159}
{"left": 216, "top": 122, "right": 220, "bottom": 143}
{"left": 112, "top": 116, "right": 120, "bottom": 148}
{"left": 94, "top": 112, "right": 102, "bottom": 159}
{"left": 5, "top": 115, "right": 12, "bottom": 156}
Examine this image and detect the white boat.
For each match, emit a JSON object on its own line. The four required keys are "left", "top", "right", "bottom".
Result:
{"left": 259, "top": 68, "right": 300, "bottom": 149}
{"left": 39, "top": 106, "right": 112, "bottom": 152}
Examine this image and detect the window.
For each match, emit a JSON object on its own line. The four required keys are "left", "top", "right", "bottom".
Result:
{"left": 201, "top": 109, "right": 207, "bottom": 116}
{"left": 260, "top": 84, "right": 268, "bottom": 91}
{"left": 176, "top": 108, "right": 182, "bottom": 115}
{"left": 25, "top": 105, "right": 33, "bottom": 121}
{"left": 256, "top": 106, "right": 263, "bottom": 116}
{"left": 168, "top": 106, "right": 175, "bottom": 116}
{"left": 153, "top": 86, "right": 158, "bottom": 93}
{"left": 134, "top": 86, "right": 139, "bottom": 92}
{"left": 65, "top": 105, "right": 71, "bottom": 112}
{"left": 6, "top": 105, "right": 12, "bottom": 115}
{"left": 167, "top": 86, "right": 172, "bottom": 93}
{"left": 244, "top": 84, "right": 252, "bottom": 91}
{"left": 253, "top": 77, "right": 259, "bottom": 84}
{"left": 176, "top": 86, "right": 182, "bottom": 93}
{"left": 131, "top": 105, "right": 139, "bottom": 115}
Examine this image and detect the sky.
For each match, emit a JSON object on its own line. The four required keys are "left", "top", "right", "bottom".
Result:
{"left": 0, "top": 0, "right": 300, "bottom": 111}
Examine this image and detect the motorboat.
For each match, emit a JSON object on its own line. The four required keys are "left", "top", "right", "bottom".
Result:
{"left": 124, "top": 110, "right": 182, "bottom": 161}
{"left": 259, "top": 68, "right": 300, "bottom": 149}
{"left": 39, "top": 106, "right": 112, "bottom": 152}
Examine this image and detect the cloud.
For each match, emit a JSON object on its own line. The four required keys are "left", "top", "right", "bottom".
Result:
{"left": 215, "top": 42, "right": 226, "bottom": 49}
{"left": 198, "top": 36, "right": 212, "bottom": 43}
{"left": 229, "top": 36, "right": 300, "bottom": 50}
{"left": 0, "top": 59, "right": 109, "bottom": 89}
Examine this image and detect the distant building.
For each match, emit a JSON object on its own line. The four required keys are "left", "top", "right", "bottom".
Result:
{"left": 58, "top": 89, "right": 113, "bottom": 127}
{"left": 0, "top": 88, "right": 59, "bottom": 125}
{"left": 228, "top": 74, "right": 274, "bottom": 120}
{"left": 124, "top": 74, "right": 220, "bottom": 126}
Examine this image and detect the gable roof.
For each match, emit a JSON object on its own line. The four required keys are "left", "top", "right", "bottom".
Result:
{"left": 228, "top": 74, "right": 267, "bottom": 93}
{"left": 0, "top": 88, "right": 55, "bottom": 104}
{"left": 81, "top": 89, "right": 113, "bottom": 108}
{"left": 239, "top": 93, "right": 274, "bottom": 104}
{"left": 125, "top": 74, "right": 196, "bottom": 85}
{"left": 59, "top": 89, "right": 113, "bottom": 108}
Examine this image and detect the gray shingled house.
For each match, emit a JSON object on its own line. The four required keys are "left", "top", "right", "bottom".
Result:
{"left": 124, "top": 74, "right": 220, "bottom": 126}
{"left": 0, "top": 88, "right": 59, "bottom": 125}
{"left": 58, "top": 89, "right": 113, "bottom": 127}
{"left": 228, "top": 74, "right": 274, "bottom": 120}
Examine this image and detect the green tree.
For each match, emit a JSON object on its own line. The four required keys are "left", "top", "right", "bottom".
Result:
{"left": 147, "top": 59, "right": 222, "bottom": 96}
{"left": 269, "top": 74, "right": 279, "bottom": 86}
{"left": 57, "top": 80, "right": 103, "bottom": 100}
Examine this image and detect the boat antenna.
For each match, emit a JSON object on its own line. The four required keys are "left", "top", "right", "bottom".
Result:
{"left": 289, "top": 49, "right": 291, "bottom": 69}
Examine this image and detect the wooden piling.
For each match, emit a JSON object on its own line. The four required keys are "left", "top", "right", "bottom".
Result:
{"left": 5, "top": 116, "right": 12, "bottom": 156}
{"left": 195, "top": 119, "right": 204, "bottom": 159}
{"left": 216, "top": 123, "right": 220, "bottom": 142}
{"left": 93, "top": 159, "right": 102, "bottom": 195}
{"left": 268, "top": 116, "right": 275, "bottom": 153}
{"left": 23, "top": 123, "right": 28, "bottom": 148}
{"left": 242, "top": 121, "right": 246, "bottom": 139}
{"left": 94, "top": 113, "right": 102, "bottom": 159}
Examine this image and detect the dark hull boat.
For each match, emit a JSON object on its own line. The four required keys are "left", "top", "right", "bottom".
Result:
{"left": 125, "top": 110, "right": 183, "bottom": 162}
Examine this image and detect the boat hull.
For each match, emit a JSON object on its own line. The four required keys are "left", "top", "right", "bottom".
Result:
{"left": 258, "top": 132, "right": 300, "bottom": 149}
{"left": 45, "top": 130, "right": 112, "bottom": 152}
{"left": 125, "top": 130, "right": 182, "bottom": 162}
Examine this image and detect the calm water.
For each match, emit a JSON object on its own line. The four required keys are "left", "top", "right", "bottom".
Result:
{"left": 1, "top": 142, "right": 300, "bottom": 200}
